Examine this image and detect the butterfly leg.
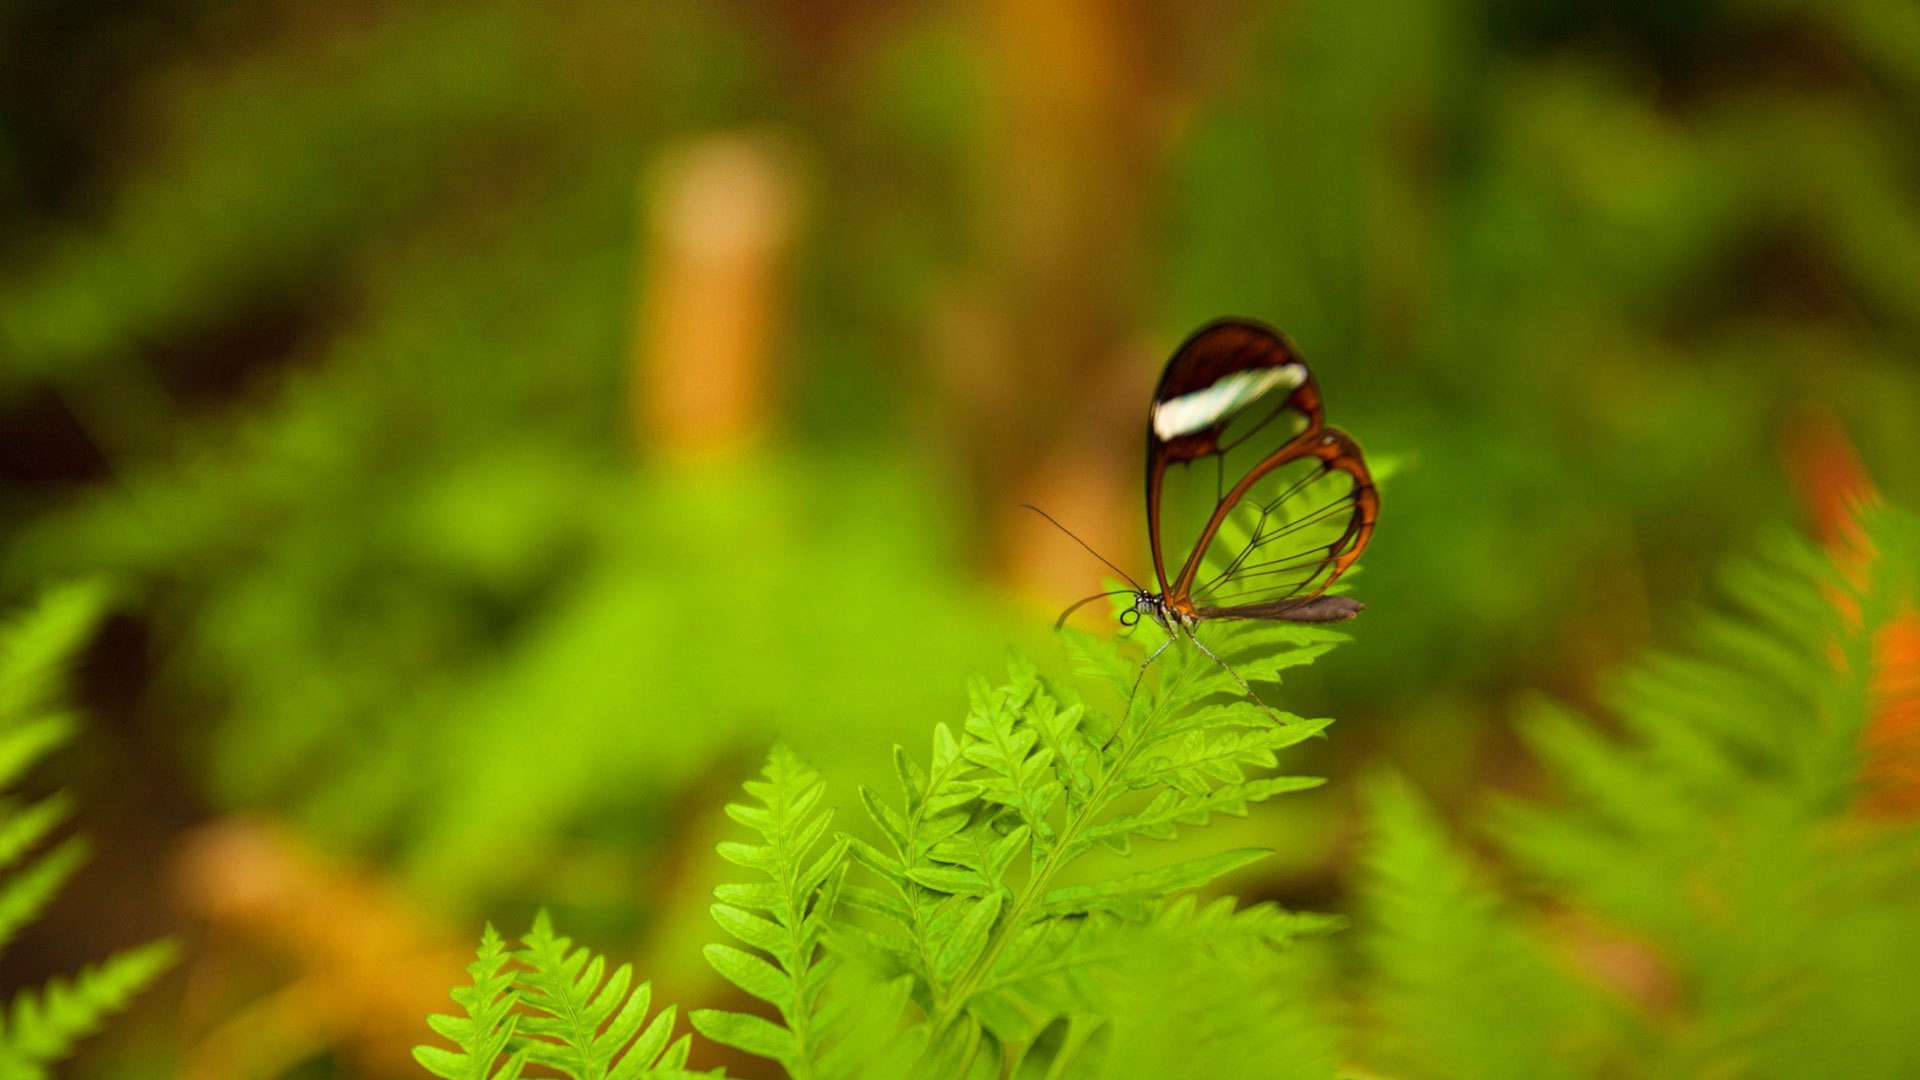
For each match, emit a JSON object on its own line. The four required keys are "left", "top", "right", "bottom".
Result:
{"left": 1105, "top": 633, "right": 1174, "bottom": 752}
{"left": 1187, "top": 632, "right": 1288, "bottom": 724}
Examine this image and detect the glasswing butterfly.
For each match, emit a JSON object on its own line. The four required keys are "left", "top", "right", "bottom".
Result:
{"left": 1033, "top": 317, "right": 1378, "bottom": 710}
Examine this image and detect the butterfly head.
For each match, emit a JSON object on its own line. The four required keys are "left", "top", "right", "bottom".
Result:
{"left": 1122, "top": 592, "right": 1195, "bottom": 633}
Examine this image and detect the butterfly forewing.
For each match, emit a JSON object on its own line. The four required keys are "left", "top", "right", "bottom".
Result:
{"left": 1146, "top": 320, "right": 1376, "bottom": 620}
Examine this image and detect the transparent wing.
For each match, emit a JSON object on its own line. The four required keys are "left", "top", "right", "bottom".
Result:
{"left": 1186, "top": 429, "right": 1374, "bottom": 616}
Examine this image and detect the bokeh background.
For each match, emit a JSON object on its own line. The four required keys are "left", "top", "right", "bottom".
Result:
{"left": 1, "top": 0, "right": 1916, "bottom": 1075}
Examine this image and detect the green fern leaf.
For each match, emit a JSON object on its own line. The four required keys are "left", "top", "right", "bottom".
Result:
{"left": 515, "top": 912, "right": 689, "bottom": 1080}
{"left": 415, "top": 924, "right": 525, "bottom": 1080}
{"left": 1102, "top": 916, "right": 1340, "bottom": 1080}
{"left": 1209, "top": 621, "right": 1352, "bottom": 679}
{"left": 0, "top": 940, "right": 177, "bottom": 1079}
{"left": 1060, "top": 626, "right": 1139, "bottom": 702}
{"left": 926, "top": 821, "right": 1026, "bottom": 893}
{"left": 1134, "top": 701, "right": 1323, "bottom": 751}
{"left": 694, "top": 745, "right": 870, "bottom": 1080}
{"left": 812, "top": 972, "right": 920, "bottom": 1076}
{"left": 1154, "top": 895, "right": 1345, "bottom": 952}
{"left": 828, "top": 625, "right": 1346, "bottom": 1070}
{"left": 930, "top": 891, "right": 1003, "bottom": 985}
{"left": 690, "top": 1009, "right": 794, "bottom": 1061}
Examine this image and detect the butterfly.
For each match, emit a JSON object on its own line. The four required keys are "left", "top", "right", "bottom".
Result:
{"left": 1032, "top": 318, "right": 1378, "bottom": 705}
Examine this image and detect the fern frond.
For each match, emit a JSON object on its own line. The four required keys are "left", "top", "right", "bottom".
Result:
{"left": 516, "top": 912, "right": 694, "bottom": 1080}
{"left": 842, "top": 633, "right": 1338, "bottom": 1073}
{"left": 1152, "top": 894, "right": 1346, "bottom": 954}
{"left": 414, "top": 923, "right": 525, "bottom": 1080}
{"left": 692, "top": 745, "right": 871, "bottom": 1080}
{"left": 0, "top": 940, "right": 177, "bottom": 1079}
{"left": 1346, "top": 511, "right": 1920, "bottom": 1078}
{"left": 0, "top": 583, "right": 106, "bottom": 725}
{"left": 0, "top": 839, "right": 87, "bottom": 961}
{"left": 1101, "top": 917, "right": 1339, "bottom": 1080}
{"left": 839, "top": 719, "right": 997, "bottom": 1014}
{"left": 1485, "top": 511, "right": 1920, "bottom": 1073}
{"left": 1363, "top": 777, "right": 1601, "bottom": 1080}
{"left": 0, "top": 586, "right": 94, "bottom": 799}
{"left": 0, "top": 586, "right": 170, "bottom": 1072}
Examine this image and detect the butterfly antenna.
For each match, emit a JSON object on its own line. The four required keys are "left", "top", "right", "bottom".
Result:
{"left": 1019, "top": 504, "right": 1145, "bottom": 593}
{"left": 1052, "top": 589, "right": 1137, "bottom": 631}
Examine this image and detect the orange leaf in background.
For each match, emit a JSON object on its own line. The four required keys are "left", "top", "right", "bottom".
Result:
{"left": 171, "top": 820, "right": 470, "bottom": 1080}
{"left": 1782, "top": 410, "right": 1920, "bottom": 818}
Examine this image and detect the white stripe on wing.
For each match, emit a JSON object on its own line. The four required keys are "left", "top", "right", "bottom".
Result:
{"left": 1151, "top": 364, "right": 1306, "bottom": 440}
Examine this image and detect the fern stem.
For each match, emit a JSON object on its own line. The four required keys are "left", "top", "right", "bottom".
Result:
{"left": 779, "top": 849, "right": 818, "bottom": 1080}
{"left": 929, "top": 650, "right": 1195, "bottom": 1041}
{"left": 770, "top": 773, "right": 820, "bottom": 1079}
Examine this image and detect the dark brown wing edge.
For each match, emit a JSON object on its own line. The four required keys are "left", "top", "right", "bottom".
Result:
{"left": 1196, "top": 595, "right": 1366, "bottom": 623}
{"left": 1187, "top": 425, "right": 1378, "bottom": 619}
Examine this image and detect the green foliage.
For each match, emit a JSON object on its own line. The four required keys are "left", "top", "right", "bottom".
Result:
{"left": 0, "top": 586, "right": 175, "bottom": 1075}
{"left": 1361, "top": 778, "right": 1604, "bottom": 1080}
{"left": 1357, "top": 508, "right": 1920, "bottom": 1078}
{"left": 424, "top": 622, "right": 1347, "bottom": 1077}
{"left": 418, "top": 915, "right": 705, "bottom": 1080}
{"left": 827, "top": 622, "right": 1342, "bottom": 1074}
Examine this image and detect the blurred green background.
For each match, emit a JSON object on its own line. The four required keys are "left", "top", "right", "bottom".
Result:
{"left": 1, "top": 0, "right": 1915, "bottom": 1074}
